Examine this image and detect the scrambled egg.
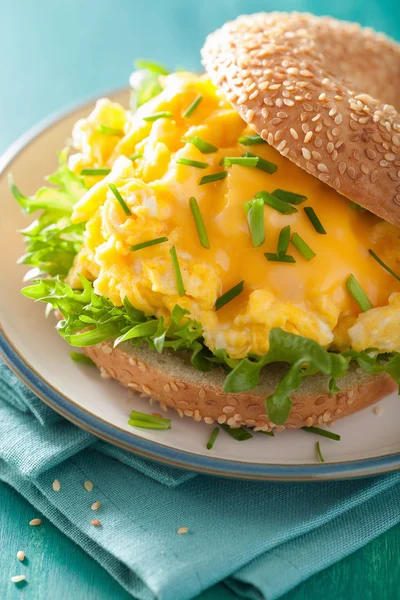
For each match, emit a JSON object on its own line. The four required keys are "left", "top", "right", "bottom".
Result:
{"left": 67, "top": 73, "right": 400, "bottom": 358}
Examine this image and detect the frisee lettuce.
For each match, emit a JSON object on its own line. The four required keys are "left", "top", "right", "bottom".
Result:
{"left": 22, "top": 276, "right": 213, "bottom": 373}
{"left": 10, "top": 149, "right": 86, "bottom": 276}
{"left": 130, "top": 59, "right": 170, "bottom": 113}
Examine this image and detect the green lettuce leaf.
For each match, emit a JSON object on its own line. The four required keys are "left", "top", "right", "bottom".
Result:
{"left": 10, "top": 149, "right": 86, "bottom": 276}
{"left": 130, "top": 59, "right": 170, "bottom": 113}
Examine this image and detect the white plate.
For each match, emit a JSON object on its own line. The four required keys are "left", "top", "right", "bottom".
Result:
{"left": 1, "top": 90, "right": 399, "bottom": 481}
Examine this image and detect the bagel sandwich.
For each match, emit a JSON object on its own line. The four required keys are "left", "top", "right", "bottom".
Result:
{"left": 12, "top": 12, "right": 400, "bottom": 433}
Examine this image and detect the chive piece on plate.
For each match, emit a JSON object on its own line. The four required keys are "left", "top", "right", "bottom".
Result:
{"left": 255, "top": 191, "right": 298, "bottom": 215}
{"left": 69, "top": 352, "right": 95, "bottom": 366}
{"left": 189, "top": 197, "right": 210, "bottom": 249}
{"left": 304, "top": 206, "right": 327, "bottom": 234}
{"left": 131, "top": 236, "right": 168, "bottom": 251}
{"left": 199, "top": 171, "right": 227, "bottom": 185}
{"left": 129, "top": 152, "right": 143, "bottom": 161}
{"left": 108, "top": 183, "right": 131, "bottom": 216}
{"left": 244, "top": 197, "right": 265, "bottom": 247}
{"left": 143, "top": 111, "right": 172, "bottom": 122}
{"left": 291, "top": 232, "right": 316, "bottom": 261}
{"left": 264, "top": 253, "right": 296, "bottom": 263}
{"left": 176, "top": 158, "right": 208, "bottom": 169}
{"left": 272, "top": 189, "right": 307, "bottom": 205}
{"left": 215, "top": 281, "right": 244, "bottom": 311}
{"left": 243, "top": 152, "right": 277, "bottom": 174}
{"left": 130, "top": 410, "right": 171, "bottom": 426}
{"left": 220, "top": 156, "right": 259, "bottom": 167}
{"left": 96, "top": 124, "right": 124, "bottom": 136}
{"left": 170, "top": 245, "right": 185, "bottom": 296}
{"left": 184, "top": 136, "right": 218, "bottom": 153}
{"left": 369, "top": 249, "right": 400, "bottom": 283}
{"left": 220, "top": 424, "right": 253, "bottom": 441}
{"left": 301, "top": 426, "right": 341, "bottom": 441}
{"left": 206, "top": 427, "right": 220, "bottom": 450}
{"left": 316, "top": 441, "right": 325, "bottom": 463}
{"left": 182, "top": 94, "right": 203, "bottom": 117}
{"left": 238, "top": 134, "right": 266, "bottom": 146}
{"left": 128, "top": 419, "right": 171, "bottom": 430}
{"left": 80, "top": 168, "right": 111, "bottom": 176}
{"left": 277, "top": 225, "right": 291, "bottom": 257}
{"left": 346, "top": 274, "right": 372, "bottom": 312}
{"left": 260, "top": 430, "right": 275, "bottom": 437}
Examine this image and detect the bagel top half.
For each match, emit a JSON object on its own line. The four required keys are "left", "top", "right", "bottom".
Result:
{"left": 201, "top": 12, "right": 400, "bottom": 227}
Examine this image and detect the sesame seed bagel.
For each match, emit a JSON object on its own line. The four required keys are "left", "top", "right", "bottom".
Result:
{"left": 201, "top": 12, "right": 400, "bottom": 226}
{"left": 83, "top": 342, "right": 395, "bottom": 431}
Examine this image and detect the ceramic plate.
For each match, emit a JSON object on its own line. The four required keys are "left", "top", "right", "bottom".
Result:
{"left": 1, "top": 90, "right": 400, "bottom": 481}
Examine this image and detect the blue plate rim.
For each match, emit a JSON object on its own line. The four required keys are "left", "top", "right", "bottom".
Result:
{"left": 1, "top": 91, "right": 400, "bottom": 482}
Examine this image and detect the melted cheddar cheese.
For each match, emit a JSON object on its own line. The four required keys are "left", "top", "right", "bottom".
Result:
{"left": 67, "top": 73, "right": 400, "bottom": 359}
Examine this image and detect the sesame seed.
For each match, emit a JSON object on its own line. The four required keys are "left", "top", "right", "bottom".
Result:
{"left": 373, "top": 406, "right": 383, "bottom": 416}
{"left": 290, "top": 128, "right": 298, "bottom": 139}
{"left": 84, "top": 480, "right": 93, "bottom": 492}
{"left": 91, "top": 519, "right": 101, "bottom": 527}
{"left": 204, "top": 417, "right": 214, "bottom": 425}
{"left": 91, "top": 501, "right": 101, "bottom": 511}
{"left": 29, "top": 519, "right": 41, "bottom": 527}
{"left": 52, "top": 479, "right": 61, "bottom": 492}
{"left": 11, "top": 575, "right": 26, "bottom": 583}
{"left": 177, "top": 527, "right": 189, "bottom": 535}
{"left": 304, "top": 131, "right": 313, "bottom": 143}
{"left": 16, "top": 551, "right": 25, "bottom": 562}
{"left": 302, "top": 148, "right": 311, "bottom": 160}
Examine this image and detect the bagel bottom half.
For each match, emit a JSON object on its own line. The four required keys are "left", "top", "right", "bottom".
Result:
{"left": 83, "top": 342, "right": 396, "bottom": 431}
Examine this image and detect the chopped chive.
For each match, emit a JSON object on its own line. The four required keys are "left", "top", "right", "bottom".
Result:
{"left": 128, "top": 152, "right": 143, "bottom": 161}
{"left": 277, "top": 225, "right": 291, "bottom": 257}
{"left": 220, "top": 424, "right": 252, "bottom": 441}
{"left": 346, "top": 274, "right": 372, "bottom": 312}
{"left": 301, "top": 426, "right": 341, "bottom": 441}
{"left": 96, "top": 124, "right": 124, "bottom": 136}
{"left": 131, "top": 236, "right": 168, "bottom": 251}
{"left": 243, "top": 152, "right": 277, "bottom": 174}
{"left": 206, "top": 427, "right": 220, "bottom": 450}
{"left": 189, "top": 197, "right": 210, "bottom": 249}
{"left": 260, "top": 430, "right": 275, "bottom": 437}
{"left": 216, "top": 281, "right": 244, "bottom": 311}
{"left": 108, "top": 183, "right": 131, "bottom": 216}
{"left": 238, "top": 134, "right": 266, "bottom": 146}
{"left": 265, "top": 253, "right": 296, "bottom": 263}
{"left": 316, "top": 441, "right": 325, "bottom": 463}
{"left": 291, "top": 233, "right": 316, "bottom": 261}
{"left": 244, "top": 197, "right": 265, "bottom": 247}
{"left": 184, "top": 136, "right": 218, "bottom": 153}
{"left": 304, "top": 207, "right": 327, "bottom": 234}
{"left": 176, "top": 158, "right": 208, "bottom": 169}
{"left": 69, "top": 352, "right": 95, "bottom": 366}
{"left": 129, "top": 410, "right": 171, "bottom": 426}
{"left": 272, "top": 189, "right": 307, "bottom": 205}
{"left": 255, "top": 191, "right": 298, "bottom": 215}
{"left": 199, "top": 171, "right": 227, "bottom": 185}
{"left": 369, "top": 249, "right": 400, "bottom": 283}
{"left": 170, "top": 245, "right": 185, "bottom": 296}
{"left": 128, "top": 419, "right": 171, "bottom": 430}
{"left": 143, "top": 111, "right": 172, "bottom": 122}
{"left": 220, "top": 156, "right": 259, "bottom": 167}
{"left": 80, "top": 168, "right": 111, "bottom": 176}
{"left": 182, "top": 94, "right": 203, "bottom": 117}
{"left": 349, "top": 201, "right": 366, "bottom": 212}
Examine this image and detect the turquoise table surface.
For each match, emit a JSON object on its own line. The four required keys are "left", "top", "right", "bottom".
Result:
{"left": 1, "top": 1, "right": 400, "bottom": 598}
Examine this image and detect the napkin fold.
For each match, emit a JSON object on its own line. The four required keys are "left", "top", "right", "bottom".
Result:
{"left": 0, "top": 359, "right": 399, "bottom": 600}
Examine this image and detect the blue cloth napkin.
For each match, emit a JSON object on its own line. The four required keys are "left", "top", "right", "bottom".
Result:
{"left": 0, "top": 360, "right": 399, "bottom": 600}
